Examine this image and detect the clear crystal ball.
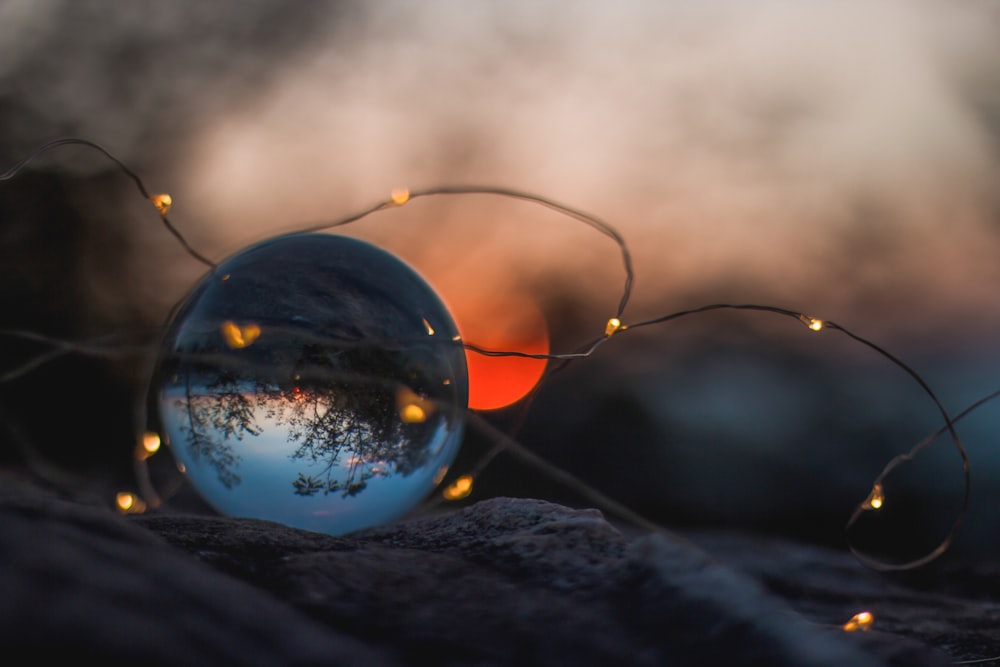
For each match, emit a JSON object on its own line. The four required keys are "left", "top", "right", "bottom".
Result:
{"left": 153, "top": 233, "right": 468, "bottom": 535}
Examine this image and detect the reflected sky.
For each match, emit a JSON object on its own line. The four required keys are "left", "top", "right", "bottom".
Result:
{"left": 164, "top": 395, "right": 457, "bottom": 535}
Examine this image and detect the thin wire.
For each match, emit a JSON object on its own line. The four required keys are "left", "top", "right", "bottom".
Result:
{"left": 844, "top": 390, "right": 1000, "bottom": 572}
{"left": 462, "top": 410, "right": 695, "bottom": 541}
{"left": 0, "top": 328, "right": 159, "bottom": 382}
{"left": 955, "top": 656, "right": 1000, "bottom": 665}
{"left": 1, "top": 137, "right": 216, "bottom": 268}
{"left": 1, "top": 137, "right": 147, "bottom": 190}
{"left": 297, "top": 185, "right": 634, "bottom": 317}
{"left": 0, "top": 137, "right": 979, "bottom": 573}
{"left": 462, "top": 299, "right": 973, "bottom": 569}
{"left": 624, "top": 304, "right": 970, "bottom": 572}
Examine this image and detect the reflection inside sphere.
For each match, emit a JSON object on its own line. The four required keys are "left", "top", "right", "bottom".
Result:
{"left": 153, "top": 233, "right": 468, "bottom": 535}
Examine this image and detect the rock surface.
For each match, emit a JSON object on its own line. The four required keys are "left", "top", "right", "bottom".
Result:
{"left": 0, "top": 469, "right": 994, "bottom": 665}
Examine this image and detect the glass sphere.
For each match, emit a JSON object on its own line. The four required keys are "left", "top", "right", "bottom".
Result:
{"left": 153, "top": 232, "right": 468, "bottom": 535}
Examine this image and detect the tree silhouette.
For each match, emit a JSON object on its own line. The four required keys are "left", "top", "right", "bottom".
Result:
{"left": 166, "top": 337, "right": 452, "bottom": 498}
{"left": 175, "top": 364, "right": 263, "bottom": 490}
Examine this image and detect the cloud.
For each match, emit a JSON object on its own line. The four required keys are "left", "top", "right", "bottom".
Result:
{"left": 4, "top": 0, "right": 1000, "bottom": 340}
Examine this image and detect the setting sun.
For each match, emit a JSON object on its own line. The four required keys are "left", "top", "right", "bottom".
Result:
{"left": 445, "top": 290, "right": 549, "bottom": 411}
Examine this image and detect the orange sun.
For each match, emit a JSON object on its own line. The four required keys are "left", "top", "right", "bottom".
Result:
{"left": 446, "top": 290, "right": 549, "bottom": 411}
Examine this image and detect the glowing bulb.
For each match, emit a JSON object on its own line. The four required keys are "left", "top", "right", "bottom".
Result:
{"left": 400, "top": 403, "right": 427, "bottom": 423}
{"left": 134, "top": 432, "right": 160, "bottom": 461}
{"left": 149, "top": 193, "right": 172, "bottom": 216}
{"left": 396, "top": 385, "right": 434, "bottom": 423}
{"left": 220, "top": 320, "right": 261, "bottom": 349}
{"left": 142, "top": 431, "right": 161, "bottom": 454}
{"left": 605, "top": 317, "right": 624, "bottom": 336}
{"left": 116, "top": 492, "right": 134, "bottom": 511}
{"left": 422, "top": 317, "right": 436, "bottom": 336}
{"left": 842, "top": 611, "right": 874, "bottom": 632}
{"left": 798, "top": 314, "right": 824, "bottom": 331}
{"left": 443, "top": 475, "right": 473, "bottom": 500}
{"left": 115, "top": 492, "right": 147, "bottom": 514}
{"left": 864, "top": 483, "right": 885, "bottom": 510}
{"left": 391, "top": 188, "right": 410, "bottom": 205}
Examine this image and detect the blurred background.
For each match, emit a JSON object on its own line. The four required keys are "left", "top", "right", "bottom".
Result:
{"left": 2, "top": 0, "right": 1000, "bottom": 564}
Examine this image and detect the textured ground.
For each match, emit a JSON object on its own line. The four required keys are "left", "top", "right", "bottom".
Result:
{"left": 1, "top": 468, "right": 996, "bottom": 666}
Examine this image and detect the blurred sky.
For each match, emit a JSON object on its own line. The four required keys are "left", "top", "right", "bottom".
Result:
{"left": 2, "top": 0, "right": 1000, "bottom": 560}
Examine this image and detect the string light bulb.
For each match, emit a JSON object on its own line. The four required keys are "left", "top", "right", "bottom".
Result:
{"left": 443, "top": 475, "right": 473, "bottom": 500}
{"left": 149, "top": 193, "right": 172, "bottom": 217}
{"left": 134, "top": 431, "right": 162, "bottom": 461}
{"left": 390, "top": 188, "right": 410, "bottom": 206}
{"left": 798, "top": 314, "right": 824, "bottom": 331}
{"left": 864, "top": 482, "right": 885, "bottom": 511}
{"left": 400, "top": 403, "right": 426, "bottom": 423}
{"left": 605, "top": 317, "right": 625, "bottom": 336}
{"left": 142, "top": 431, "right": 161, "bottom": 454}
{"left": 115, "top": 491, "right": 147, "bottom": 514}
{"left": 842, "top": 611, "right": 874, "bottom": 632}
{"left": 220, "top": 320, "right": 261, "bottom": 349}
{"left": 396, "top": 385, "right": 435, "bottom": 423}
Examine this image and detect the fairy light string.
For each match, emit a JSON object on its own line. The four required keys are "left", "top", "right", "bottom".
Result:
{"left": 0, "top": 136, "right": 979, "bottom": 574}
{"left": 0, "top": 137, "right": 216, "bottom": 269}
{"left": 296, "top": 183, "right": 636, "bottom": 320}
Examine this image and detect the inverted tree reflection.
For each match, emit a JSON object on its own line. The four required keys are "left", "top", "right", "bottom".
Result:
{"left": 167, "top": 337, "right": 444, "bottom": 499}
